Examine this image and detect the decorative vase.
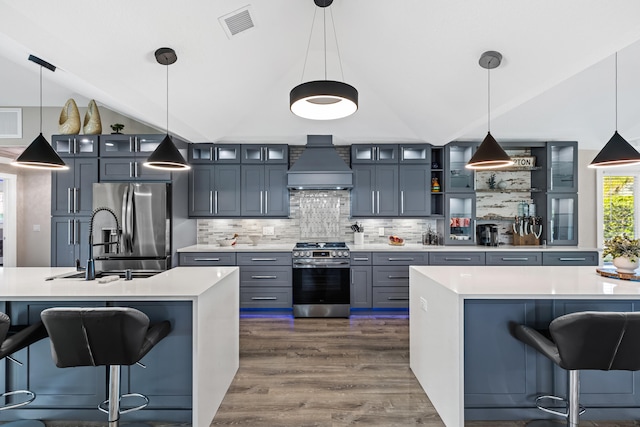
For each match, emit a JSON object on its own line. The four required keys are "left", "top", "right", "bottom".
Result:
{"left": 58, "top": 99, "right": 81, "bottom": 134}
{"left": 83, "top": 99, "right": 102, "bottom": 135}
{"left": 354, "top": 232, "right": 364, "bottom": 245}
{"left": 612, "top": 257, "right": 639, "bottom": 274}
{"left": 497, "top": 180, "right": 508, "bottom": 190}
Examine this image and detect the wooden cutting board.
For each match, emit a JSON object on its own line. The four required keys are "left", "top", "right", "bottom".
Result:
{"left": 596, "top": 267, "right": 640, "bottom": 281}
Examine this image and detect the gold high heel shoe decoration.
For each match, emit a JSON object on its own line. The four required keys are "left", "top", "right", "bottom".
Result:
{"left": 58, "top": 98, "right": 81, "bottom": 134}
{"left": 83, "top": 99, "right": 102, "bottom": 134}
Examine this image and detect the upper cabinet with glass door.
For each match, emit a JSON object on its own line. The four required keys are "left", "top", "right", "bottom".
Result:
{"left": 399, "top": 144, "right": 430, "bottom": 164}
{"left": 351, "top": 144, "right": 398, "bottom": 164}
{"left": 445, "top": 142, "right": 478, "bottom": 192}
{"left": 99, "top": 134, "right": 166, "bottom": 157}
{"left": 531, "top": 141, "right": 577, "bottom": 193}
{"left": 51, "top": 135, "right": 98, "bottom": 157}
{"left": 241, "top": 145, "right": 288, "bottom": 164}
{"left": 188, "top": 144, "right": 240, "bottom": 164}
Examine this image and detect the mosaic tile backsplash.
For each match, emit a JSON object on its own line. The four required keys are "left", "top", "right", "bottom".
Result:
{"left": 197, "top": 190, "right": 440, "bottom": 245}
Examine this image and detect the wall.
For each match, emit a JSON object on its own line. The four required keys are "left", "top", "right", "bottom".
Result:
{"left": 0, "top": 105, "right": 160, "bottom": 266}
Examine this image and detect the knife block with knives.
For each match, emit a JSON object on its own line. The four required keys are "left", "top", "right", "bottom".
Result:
{"left": 512, "top": 215, "right": 542, "bottom": 246}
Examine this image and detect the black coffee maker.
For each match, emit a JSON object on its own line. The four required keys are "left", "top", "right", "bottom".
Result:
{"left": 476, "top": 224, "right": 499, "bottom": 246}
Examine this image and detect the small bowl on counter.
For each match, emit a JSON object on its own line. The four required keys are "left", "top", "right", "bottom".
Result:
{"left": 217, "top": 238, "right": 237, "bottom": 247}
{"left": 248, "top": 235, "right": 261, "bottom": 246}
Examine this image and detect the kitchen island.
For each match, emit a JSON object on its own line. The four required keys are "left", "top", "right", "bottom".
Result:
{"left": 410, "top": 265, "right": 640, "bottom": 426}
{"left": 0, "top": 266, "right": 239, "bottom": 425}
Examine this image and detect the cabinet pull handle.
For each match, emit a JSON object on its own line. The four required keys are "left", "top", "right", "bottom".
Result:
{"left": 129, "top": 136, "right": 134, "bottom": 152}
{"left": 194, "top": 257, "right": 221, "bottom": 261}
{"left": 501, "top": 257, "right": 529, "bottom": 261}
{"left": 444, "top": 257, "right": 472, "bottom": 261}
{"left": 473, "top": 220, "right": 477, "bottom": 243}
{"left": 67, "top": 219, "right": 73, "bottom": 245}
{"left": 67, "top": 188, "right": 72, "bottom": 214}
{"left": 353, "top": 257, "right": 369, "bottom": 261}
{"left": 401, "top": 191, "right": 404, "bottom": 214}
{"left": 265, "top": 191, "right": 268, "bottom": 215}
{"left": 260, "top": 191, "right": 263, "bottom": 214}
{"left": 387, "top": 297, "right": 409, "bottom": 301}
{"left": 74, "top": 219, "right": 80, "bottom": 244}
{"left": 371, "top": 191, "right": 375, "bottom": 214}
{"left": 388, "top": 257, "right": 414, "bottom": 261}
{"left": 251, "top": 297, "right": 277, "bottom": 301}
{"left": 210, "top": 146, "right": 214, "bottom": 162}
{"left": 73, "top": 188, "right": 78, "bottom": 213}
{"left": 209, "top": 191, "right": 213, "bottom": 214}
{"left": 558, "top": 257, "right": 586, "bottom": 262}
{"left": 134, "top": 161, "right": 139, "bottom": 178}
{"left": 66, "top": 137, "right": 72, "bottom": 154}
{"left": 388, "top": 275, "right": 409, "bottom": 279}
{"left": 549, "top": 220, "right": 554, "bottom": 242}
{"left": 135, "top": 136, "right": 140, "bottom": 152}
{"left": 377, "top": 191, "right": 380, "bottom": 214}
{"left": 129, "top": 162, "right": 134, "bottom": 178}
{"left": 250, "top": 258, "right": 278, "bottom": 261}
{"left": 73, "top": 137, "right": 78, "bottom": 154}
{"left": 251, "top": 275, "right": 278, "bottom": 279}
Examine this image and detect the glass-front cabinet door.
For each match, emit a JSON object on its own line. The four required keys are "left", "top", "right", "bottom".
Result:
{"left": 52, "top": 135, "right": 98, "bottom": 157}
{"left": 445, "top": 193, "right": 476, "bottom": 245}
{"left": 445, "top": 142, "right": 478, "bottom": 192}
{"left": 351, "top": 145, "right": 398, "bottom": 164}
{"left": 241, "top": 145, "right": 288, "bottom": 164}
{"left": 548, "top": 142, "right": 577, "bottom": 192}
{"left": 99, "top": 134, "right": 164, "bottom": 157}
{"left": 548, "top": 193, "right": 578, "bottom": 245}
{"left": 189, "top": 144, "right": 240, "bottom": 163}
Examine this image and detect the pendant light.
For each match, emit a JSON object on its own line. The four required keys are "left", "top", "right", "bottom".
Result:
{"left": 290, "top": 0, "right": 358, "bottom": 120}
{"left": 11, "top": 55, "right": 68, "bottom": 170}
{"left": 589, "top": 52, "right": 640, "bottom": 168}
{"left": 466, "top": 51, "right": 514, "bottom": 170}
{"left": 144, "top": 47, "right": 190, "bottom": 171}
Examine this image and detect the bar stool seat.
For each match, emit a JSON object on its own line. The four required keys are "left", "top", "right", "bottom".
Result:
{"left": 511, "top": 311, "right": 640, "bottom": 427}
{"left": 0, "top": 311, "right": 48, "bottom": 427}
{"left": 41, "top": 307, "right": 171, "bottom": 427}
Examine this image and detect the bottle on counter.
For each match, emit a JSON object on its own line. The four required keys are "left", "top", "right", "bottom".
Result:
{"left": 431, "top": 177, "right": 441, "bottom": 192}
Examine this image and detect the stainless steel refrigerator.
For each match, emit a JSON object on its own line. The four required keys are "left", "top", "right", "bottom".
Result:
{"left": 92, "top": 182, "right": 171, "bottom": 272}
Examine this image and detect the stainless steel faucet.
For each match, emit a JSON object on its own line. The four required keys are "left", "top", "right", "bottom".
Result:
{"left": 86, "top": 207, "right": 121, "bottom": 280}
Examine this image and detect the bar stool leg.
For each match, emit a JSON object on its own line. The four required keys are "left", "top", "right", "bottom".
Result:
{"left": 568, "top": 370, "right": 579, "bottom": 427}
{"left": 108, "top": 365, "right": 121, "bottom": 427}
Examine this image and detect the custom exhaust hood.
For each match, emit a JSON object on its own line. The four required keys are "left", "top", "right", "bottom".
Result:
{"left": 287, "top": 135, "right": 353, "bottom": 190}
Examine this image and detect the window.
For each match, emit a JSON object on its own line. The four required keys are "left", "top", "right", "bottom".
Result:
{"left": 597, "top": 169, "right": 640, "bottom": 261}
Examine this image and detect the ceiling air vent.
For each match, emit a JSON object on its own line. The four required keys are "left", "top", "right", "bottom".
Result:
{"left": 219, "top": 6, "right": 255, "bottom": 38}
{"left": 0, "top": 108, "right": 22, "bottom": 139}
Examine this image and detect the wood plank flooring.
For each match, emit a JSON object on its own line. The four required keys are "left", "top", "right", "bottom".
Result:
{"left": 211, "top": 314, "right": 639, "bottom": 427}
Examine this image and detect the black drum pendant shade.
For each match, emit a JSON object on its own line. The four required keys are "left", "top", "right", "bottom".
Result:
{"left": 589, "top": 53, "right": 640, "bottom": 168}
{"left": 144, "top": 47, "right": 189, "bottom": 171}
{"left": 290, "top": 80, "right": 358, "bottom": 120}
{"left": 290, "top": 0, "right": 358, "bottom": 120}
{"left": 12, "top": 55, "right": 68, "bottom": 170}
{"left": 467, "top": 51, "right": 513, "bottom": 170}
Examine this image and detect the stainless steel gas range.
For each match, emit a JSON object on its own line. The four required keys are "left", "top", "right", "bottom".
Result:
{"left": 292, "top": 242, "right": 350, "bottom": 318}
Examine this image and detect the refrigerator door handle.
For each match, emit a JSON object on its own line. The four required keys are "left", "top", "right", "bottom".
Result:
{"left": 128, "top": 184, "right": 136, "bottom": 250}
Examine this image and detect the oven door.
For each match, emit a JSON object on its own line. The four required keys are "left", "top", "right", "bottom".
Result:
{"left": 292, "top": 267, "right": 350, "bottom": 305}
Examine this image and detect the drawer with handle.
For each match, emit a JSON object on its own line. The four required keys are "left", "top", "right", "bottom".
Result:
{"left": 485, "top": 252, "right": 542, "bottom": 266}
{"left": 372, "top": 287, "right": 409, "bottom": 308}
{"left": 429, "top": 252, "right": 485, "bottom": 265}
{"left": 240, "top": 288, "right": 292, "bottom": 308}
{"left": 179, "top": 252, "right": 236, "bottom": 266}
{"left": 372, "top": 252, "right": 428, "bottom": 266}
{"left": 542, "top": 251, "right": 599, "bottom": 266}
{"left": 373, "top": 266, "right": 411, "bottom": 287}
{"left": 350, "top": 252, "right": 372, "bottom": 266}
{"left": 240, "top": 266, "right": 292, "bottom": 287}
{"left": 237, "top": 252, "right": 292, "bottom": 266}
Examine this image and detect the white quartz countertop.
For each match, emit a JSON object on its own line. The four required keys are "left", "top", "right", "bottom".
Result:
{"left": 178, "top": 243, "right": 599, "bottom": 253}
{"left": 0, "top": 267, "right": 238, "bottom": 300}
{"left": 411, "top": 265, "right": 640, "bottom": 299}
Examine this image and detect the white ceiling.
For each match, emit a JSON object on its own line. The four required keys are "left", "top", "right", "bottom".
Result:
{"left": 2, "top": 1, "right": 640, "bottom": 149}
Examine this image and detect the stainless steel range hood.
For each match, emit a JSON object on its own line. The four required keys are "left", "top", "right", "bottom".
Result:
{"left": 287, "top": 135, "right": 353, "bottom": 190}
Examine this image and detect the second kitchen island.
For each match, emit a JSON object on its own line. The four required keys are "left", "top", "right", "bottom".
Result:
{"left": 410, "top": 265, "right": 640, "bottom": 426}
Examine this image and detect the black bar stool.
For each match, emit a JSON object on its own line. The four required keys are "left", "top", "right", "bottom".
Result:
{"left": 511, "top": 311, "right": 640, "bottom": 427}
{"left": 0, "top": 311, "right": 48, "bottom": 427}
{"left": 41, "top": 307, "right": 171, "bottom": 426}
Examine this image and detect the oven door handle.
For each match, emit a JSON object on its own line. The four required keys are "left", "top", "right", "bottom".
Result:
{"left": 293, "top": 261, "right": 351, "bottom": 267}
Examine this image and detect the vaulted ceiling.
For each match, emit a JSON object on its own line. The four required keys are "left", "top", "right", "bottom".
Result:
{"left": 2, "top": 1, "right": 640, "bottom": 149}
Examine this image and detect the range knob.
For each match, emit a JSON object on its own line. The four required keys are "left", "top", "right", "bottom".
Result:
{"left": 305, "top": 251, "right": 311, "bottom": 257}
{"left": 332, "top": 251, "right": 337, "bottom": 257}
{"left": 340, "top": 251, "right": 348, "bottom": 257}
{"left": 293, "top": 251, "right": 299, "bottom": 257}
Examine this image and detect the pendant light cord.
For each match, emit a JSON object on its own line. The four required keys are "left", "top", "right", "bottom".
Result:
{"left": 323, "top": 7, "right": 327, "bottom": 80}
{"left": 39, "top": 65, "right": 43, "bottom": 133}
{"left": 166, "top": 61, "right": 169, "bottom": 136}
{"left": 615, "top": 52, "right": 618, "bottom": 132}
{"left": 300, "top": 7, "right": 318, "bottom": 82}
{"left": 330, "top": 6, "right": 345, "bottom": 81}
{"left": 487, "top": 58, "right": 491, "bottom": 133}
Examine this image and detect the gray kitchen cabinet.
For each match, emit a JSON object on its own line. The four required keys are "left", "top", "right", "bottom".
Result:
{"left": 351, "top": 164, "right": 398, "bottom": 217}
{"left": 51, "top": 157, "right": 98, "bottom": 216}
{"left": 50, "top": 216, "right": 90, "bottom": 267}
{"left": 99, "top": 157, "right": 172, "bottom": 181}
{"left": 444, "top": 193, "right": 476, "bottom": 245}
{"left": 188, "top": 143, "right": 240, "bottom": 164}
{"left": 121, "top": 301, "right": 193, "bottom": 410}
{"left": 188, "top": 164, "right": 241, "bottom": 217}
{"left": 399, "top": 164, "right": 430, "bottom": 217}
{"left": 445, "top": 142, "right": 478, "bottom": 192}
{"left": 430, "top": 146, "right": 445, "bottom": 216}
{"left": 240, "top": 144, "right": 288, "bottom": 164}
{"left": 179, "top": 252, "right": 236, "bottom": 266}
{"left": 485, "top": 251, "right": 542, "bottom": 266}
{"left": 350, "top": 252, "right": 372, "bottom": 309}
{"left": 351, "top": 144, "right": 398, "bottom": 164}
{"left": 429, "top": 251, "right": 485, "bottom": 265}
{"left": 547, "top": 193, "right": 578, "bottom": 246}
{"left": 51, "top": 134, "right": 99, "bottom": 157}
{"left": 98, "top": 134, "right": 166, "bottom": 157}
{"left": 371, "top": 252, "right": 428, "bottom": 309}
{"left": 237, "top": 252, "right": 292, "bottom": 308}
{"left": 399, "top": 144, "right": 430, "bottom": 164}
{"left": 531, "top": 141, "right": 577, "bottom": 193}
{"left": 542, "top": 251, "right": 599, "bottom": 266}
{"left": 240, "top": 164, "right": 289, "bottom": 217}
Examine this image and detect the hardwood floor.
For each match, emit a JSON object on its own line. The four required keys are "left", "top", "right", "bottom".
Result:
{"left": 211, "top": 314, "right": 639, "bottom": 427}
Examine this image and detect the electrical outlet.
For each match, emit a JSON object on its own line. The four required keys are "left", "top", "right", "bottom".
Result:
{"left": 378, "top": 227, "right": 385, "bottom": 236}
{"left": 262, "top": 226, "right": 275, "bottom": 236}
{"left": 420, "top": 297, "right": 428, "bottom": 312}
